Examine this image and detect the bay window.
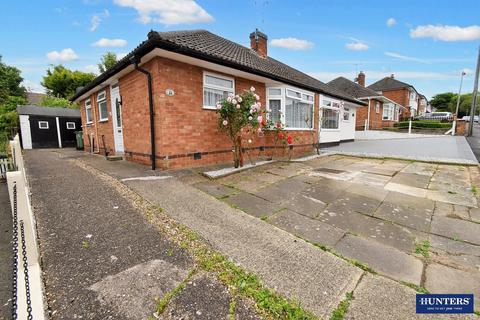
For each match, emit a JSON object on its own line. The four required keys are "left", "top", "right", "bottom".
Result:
{"left": 321, "top": 97, "right": 340, "bottom": 129}
{"left": 203, "top": 72, "right": 234, "bottom": 109}
{"left": 267, "top": 87, "right": 314, "bottom": 129}
{"left": 382, "top": 103, "right": 398, "bottom": 121}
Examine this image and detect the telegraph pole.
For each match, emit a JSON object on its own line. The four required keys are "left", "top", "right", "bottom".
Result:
{"left": 468, "top": 47, "right": 480, "bottom": 136}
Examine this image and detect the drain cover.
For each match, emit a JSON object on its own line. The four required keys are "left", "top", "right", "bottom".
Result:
{"left": 314, "top": 168, "right": 345, "bottom": 174}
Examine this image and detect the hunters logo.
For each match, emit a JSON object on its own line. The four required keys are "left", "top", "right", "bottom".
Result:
{"left": 416, "top": 294, "right": 474, "bottom": 314}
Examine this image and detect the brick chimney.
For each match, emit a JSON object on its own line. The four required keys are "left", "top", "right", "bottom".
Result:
{"left": 250, "top": 29, "right": 268, "bottom": 58}
{"left": 357, "top": 71, "right": 365, "bottom": 87}
{"left": 390, "top": 73, "right": 395, "bottom": 79}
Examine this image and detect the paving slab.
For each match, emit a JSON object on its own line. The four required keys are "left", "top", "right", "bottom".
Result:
{"left": 346, "top": 182, "right": 389, "bottom": 202}
{"left": 431, "top": 216, "right": 480, "bottom": 245}
{"left": 385, "top": 182, "right": 428, "bottom": 198}
{"left": 452, "top": 204, "right": 470, "bottom": 220}
{"left": 429, "top": 234, "right": 480, "bottom": 257}
{"left": 334, "top": 234, "right": 423, "bottom": 285}
{"left": 125, "top": 177, "right": 364, "bottom": 318}
{"left": 194, "top": 181, "right": 237, "bottom": 198}
{"left": 346, "top": 273, "right": 475, "bottom": 320}
{"left": 303, "top": 181, "right": 351, "bottom": 204}
{"left": 318, "top": 204, "right": 416, "bottom": 252}
{"left": 362, "top": 166, "right": 399, "bottom": 177}
{"left": 433, "top": 201, "right": 454, "bottom": 217}
{"left": 328, "top": 192, "right": 381, "bottom": 215}
{"left": 283, "top": 193, "right": 327, "bottom": 218}
{"left": 268, "top": 209, "right": 345, "bottom": 247}
{"left": 401, "top": 162, "right": 437, "bottom": 176}
{"left": 351, "top": 172, "right": 391, "bottom": 187}
{"left": 160, "top": 273, "right": 261, "bottom": 320}
{"left": 90, "top": 259, "right": 189, "bottom": 320}
{"left": 469, "top": 207, "right": 480, "bottom": 223}
{"left": 265, "top": 162, "right": 309, "bottom": 177}
{"left": 390, "top": 172, "right": 431, "bottom": 189}
{"left": 425, "top": 263, "right": 480, "bottom": 309}
{"left": 375, "top": 199, "right": 433, "bottom": 232}
{"left": 427, "top": 189, "right": 478, "bottom": 207}
{"left": 254, "top": 177, "right": 311, "bottom": 204}
{"left": 224, "top": 192, "right": 283, "bottom": 218}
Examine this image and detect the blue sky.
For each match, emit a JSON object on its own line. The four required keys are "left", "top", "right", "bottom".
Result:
{"left": 1, "top": 0, "right": 479, "bottom": 99}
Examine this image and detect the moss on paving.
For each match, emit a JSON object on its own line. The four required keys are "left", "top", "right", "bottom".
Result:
{"left": 329, "top": 292, "right": 354, "bottom": 320}
{"left": 414, "top": 240, "right": 430, "bottom": 259}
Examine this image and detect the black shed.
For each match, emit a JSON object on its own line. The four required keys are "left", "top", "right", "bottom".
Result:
{"left": 17, "top": 105, "right": 81, "bottom": 149}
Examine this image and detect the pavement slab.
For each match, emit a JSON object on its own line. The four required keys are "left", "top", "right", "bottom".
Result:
{"left": 346, "top": 182, "right": 389, "bottom": 202}
{"left": 469, "top": 207, "right": 480, "bottom": 223}
{"left": 390, "top": 172, "right": 431, "bottom": 189}
{"left": 224, "top": 192, "right": 284, "bottom": 218}
{"left": 268, "top": 209, "right": 345, "bottom": 247}
{"left": 334, "top": 234, "right": 424, "bottom": 285}
{"left": 125, "top": 177, "right": 364, "bottom": 318}
{"left": 318, "top": 204, "right": 416, "bottom": 252}
{"left": 160, "top": 273, "right": 261, "bottom": 320}
{"left": 328, "top": 192, "right": 381, "bottom": 215}
{"left": 351, "top": 172, "right": 391, "bottom": 187}
{"left": 385, "top": 182, "right": 428, "bottom": 198}
{"left": 375, "top": 199, "right": 433, "bottom": 232}
{"left": 254, "top": 177, "right": 311, "bottom": 204}
{"left": 90, "top": 259, "right": 189, "bottom": 320}
{"left": 282, "top": 193, "right": 327, "bottom": 218}
{"left": 401, "top": 162, "right": 437, "bottom": 176}
{"left": 346, "top": 273, "right": 476, "bottom": 320}
{"left": 431, "top": 216, "right": 480, "bottom": 245}
{"left": 427, "top": 189, "right": 477, "bottom": 207}
{"left": 425, "top": 263, "right": 480, "bottom": 309}
{"left": 194, "top": 181, "right": 237, "bottom": 198}
{"left": 429, "top": 234, "right": 480, "bottom": 257}
{"left": 362, "top": 166, "right": 399, "bottom": 177}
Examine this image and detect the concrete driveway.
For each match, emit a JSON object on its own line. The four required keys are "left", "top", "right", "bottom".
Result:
{"left": 323, "top": 135, "right": 478, "bottom": 165}
{"left": 203, "top": 155, "right": 480, "bottom": 309}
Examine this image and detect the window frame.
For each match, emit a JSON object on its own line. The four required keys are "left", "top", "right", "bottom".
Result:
{"left": 66, "top": 122, "right": 76, "bottom": 130}
{"left": 320, "top": 95, "right": 341, "bottom": 131}
{"left": 266, "top": 86, "right": 315, "bottom": 131}
{"left": 375, "top": 102, "right": 380, "bottom": 114}
{"left": 343, "top": 107, "right": 351, "bottom": 122}
{"left": 202, "top": 71, "right": 235, "bottom": 110}
{"left": 85, "top": 99, "right": 93, "bottom": 124}
{"left": 38, "top": 121, "right": 49, "bottom": 129}
{"left": 97, "top": 90, "right": 108, "bottom": 122}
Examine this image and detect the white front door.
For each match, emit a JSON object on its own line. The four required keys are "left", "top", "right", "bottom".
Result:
{"left": 110, "top": 84, "right": 124, "bottom": 153}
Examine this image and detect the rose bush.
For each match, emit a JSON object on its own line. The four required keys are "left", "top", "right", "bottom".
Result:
{"left": 216, "top": 87, "right": 264, "bottom": 167}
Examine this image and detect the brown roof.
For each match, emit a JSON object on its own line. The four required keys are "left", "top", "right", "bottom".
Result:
{"left": 26, "top": 92, "right": 46, "bottom": 105}
{"left": 327, "top": 77, "right": 381, "bottom": 99}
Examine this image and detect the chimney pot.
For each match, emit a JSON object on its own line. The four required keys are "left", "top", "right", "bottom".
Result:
{"left": 250, "top": 29, "right": 268, "bottom": 58}
{"left": 390, "top": 73, "right": 395, "bottom": 79}
{"left": 357, "top": 71, "right": 365, "bottom": 87}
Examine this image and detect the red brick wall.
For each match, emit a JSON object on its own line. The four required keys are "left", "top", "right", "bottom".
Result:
{"left": 79, "top": 86, "right": 115, "bottom": 155}
{"left": 113, "top": 56, "right": 318, "bottom": 169}
{"left": 381, "top": 89, "right": 410, "bottom": 120}
{"left": 355, "top": 98, "right": 383, "bottom": 130}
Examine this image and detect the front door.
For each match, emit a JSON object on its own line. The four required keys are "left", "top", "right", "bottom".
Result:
{"left": 110, "top": 84, "right": 124, "bottom": 153}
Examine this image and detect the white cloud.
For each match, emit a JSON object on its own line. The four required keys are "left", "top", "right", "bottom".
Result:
{"left": 90, "top": 15, "right": 101, "bottom": 31}
{"left": 385, "top": 51, "right": 430, "bottom": 64}
{"left": 84, "top": 65, "right": 99, "bottom": 74}
{"left": 92, "top": 38, "right": 128, "bottom": 47}
{"left": 113, "top": 0, "right": 214, "bottom": 25}
{"left": 410, "top": 24, "right": 480, "bottom": 41}
{"left": 22, "top": 80, "right": 45, "bottom": 93}
{"left": 386, "top": 18, "right": 396, "bottom": 27}
{"left": 270, "top": 37, "right": 314, "bottom": 50}
{"left": 46, "top": 48, "right": 79, "bottom": 62}
{"left": 345, "top": 42, "right": 369, "bottom": 51}
{"left": 117, "top": 52, "right": 128, "bottom": 59}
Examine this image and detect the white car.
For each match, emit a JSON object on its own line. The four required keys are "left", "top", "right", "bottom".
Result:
{"left": 461, "top": 115, "right": 479, "bottom": 122}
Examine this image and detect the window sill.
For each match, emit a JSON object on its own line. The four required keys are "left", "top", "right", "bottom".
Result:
{"left": 202, "top": 106, "right": 217, "bottom": 111}
{"left": 86, "top": 122, "right": 93, "bottom": 126}
{"left": 98, "top": 119, "right": 109, "bottom": 123}
{"left": 321, "top": 128, "right": 340, "bottom": 132}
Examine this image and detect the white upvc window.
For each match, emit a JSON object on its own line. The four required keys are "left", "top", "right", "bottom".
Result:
{"left": 343, "top": 107, "right": 350, "bottom": 121}
{"left": 66, "top": 122, "right": 76, "bottom": 130}
{"left": 267, "top": 88, "right": 282, "bottom": 125}
{"left": 203, "top": 72, "right": 235, "bottom": 109}
{"left": 85, "top": 99, "right": 93, "bottom": 124}
{"left": 97, "top": 90, "right": 108, "bottom": 121}
{"left": 320, "top": 96, "right": 341, "bottom": 130}
{"left": 38, "top": 121, "right": 49, "bottom": 129}
{"left": 266, "top": 86, "right": 314, "bottom": 130}
{"left": 375, "top": 102, "right": 380, "bottom": 113}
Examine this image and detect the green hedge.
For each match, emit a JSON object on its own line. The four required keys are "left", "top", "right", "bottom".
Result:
{"left": 395, "top": 120, "right": 452, "bottom": 129}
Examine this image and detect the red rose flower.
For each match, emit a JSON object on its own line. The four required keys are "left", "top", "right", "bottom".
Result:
{"left": 276, "top": 122, "right": 282, "bottom": 128}
{"left": 278, "top": 133, "right": 284, "bottom": 140}
{"left": 287, "top": 135, "right": 293, "bottom": 144}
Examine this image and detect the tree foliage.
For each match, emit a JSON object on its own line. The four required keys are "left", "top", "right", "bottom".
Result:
{"left": 40, "top": 95, "right": 78, "bottom": 109}
{"left": 430, "top": 91, "right": 479, "bottom": 117}
{"left": 98, "top": 52, "right": 118, "bottom": 73}
{"left": 42, "top": 65, "right": 96, "bottom": 99}
{"left": 0, "top": 55, "right": 26, "bottom": 103}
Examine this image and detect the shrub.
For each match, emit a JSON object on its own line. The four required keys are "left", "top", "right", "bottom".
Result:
{"left": 395, "top": 120, "right": 452, "bottom": 129}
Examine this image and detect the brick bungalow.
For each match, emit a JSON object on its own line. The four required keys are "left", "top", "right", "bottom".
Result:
{"left": 328, "top": 72, "right": 404, "bottom": 130}
{"left": 368, "top": 75, "right": 424, "bottom": 120}
{"left": 71, "top": 29, "right": 365, "bottom": 170}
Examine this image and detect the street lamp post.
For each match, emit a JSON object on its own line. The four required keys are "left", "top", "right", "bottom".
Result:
{"left": 453, "top": 71, "right": 466, "bottom": 135}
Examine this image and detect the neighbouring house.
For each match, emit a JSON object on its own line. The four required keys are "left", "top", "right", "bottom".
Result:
{"left": 368, "top": 75, "right": 424, "bottom": 120}
{"left": 26, "top": 92, "right": 46, "bottom": 105}
{"left": 71, "top": 29, "right": 366, "bottom": 170}
{"left": 418, "top": 94, "right": 429, "bottom": 115}
{"left": 327, "top": 72, "right": 403, "bottom": 130}
{"left": 17, "top": 105, "right": 81, "bottom": 149}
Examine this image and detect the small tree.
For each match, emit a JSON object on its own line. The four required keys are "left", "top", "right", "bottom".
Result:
{"left": 216, "top": 87, "right": 264, "bottom": 168}
{"left": 40, "top": 95, "right": 78, "bottom": 109}
{"left": 42, "top": 65, "right": 96, "bottom": 99}
{"left": 98, "top": 52, "right": 118, "bottom": 73}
